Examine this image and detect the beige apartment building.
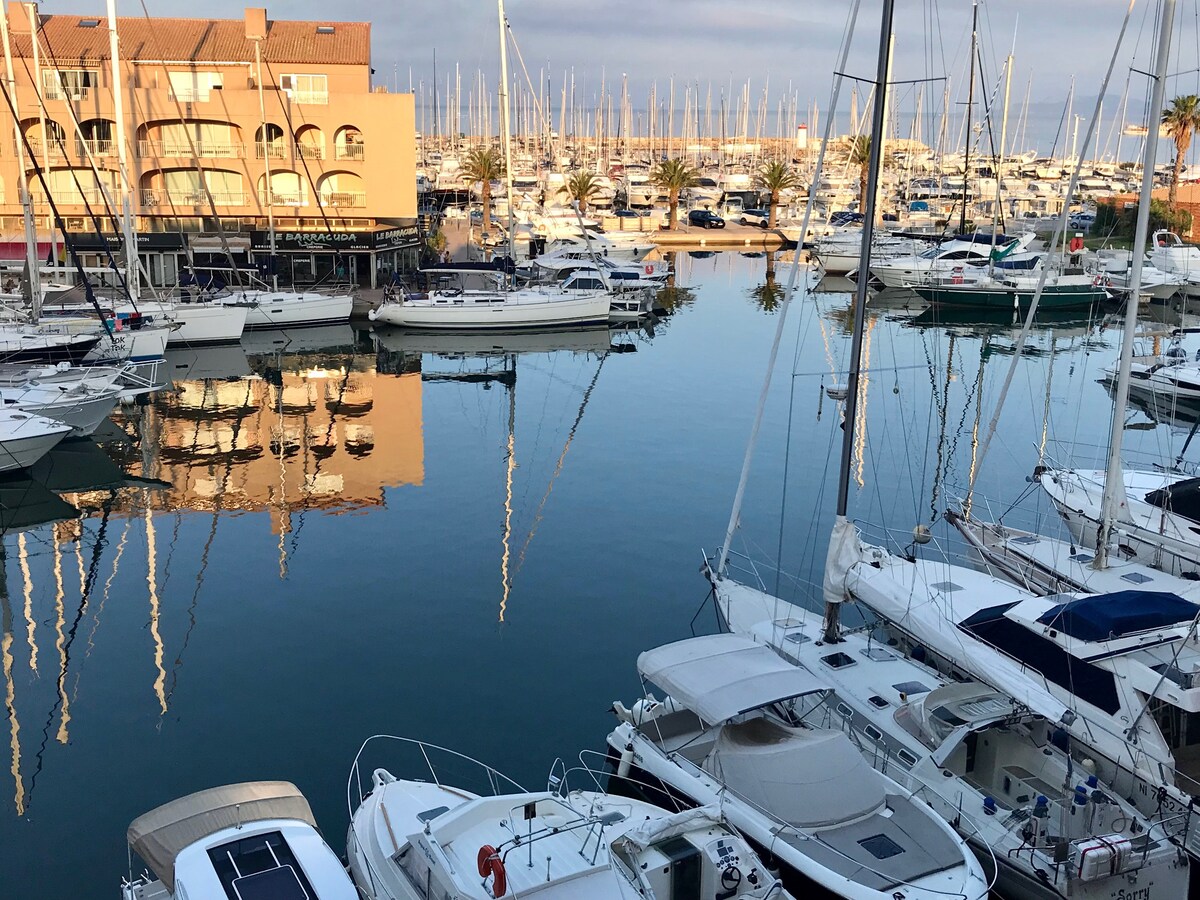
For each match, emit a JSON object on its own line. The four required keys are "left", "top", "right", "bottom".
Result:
{"left": 0, "top": 3, "right": 417, "bottom": 288}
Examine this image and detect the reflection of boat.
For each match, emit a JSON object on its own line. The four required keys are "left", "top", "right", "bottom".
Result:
{"left": 122, "top": 781, "right": 357, "bottom": 900}
{"left": 239, "top": 324, "right": 362, "bottom": 358}
{"left": 162, "top": 344, "right": 252, "bottom": 382}
{"left": 371, "top": 325, "right": 615, "bottom": 357}
{"left": 912, "top": 276, "right": 1103, "bottom": 311}
{"left": 906, "top": 303, "right": 1100, "bottom": 332}
{"left": 0, "top": 475, "right": 76, "bottom": 532}
{"left": 1105, "top": 377, "right": 1200, "bottom": 429}
{"left": 29, "top": 439, "right": 167, "bottom": 494}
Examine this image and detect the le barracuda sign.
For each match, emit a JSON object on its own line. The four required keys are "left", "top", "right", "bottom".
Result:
{"left": 251, "top": 224, "right": 419, "bottom": 252}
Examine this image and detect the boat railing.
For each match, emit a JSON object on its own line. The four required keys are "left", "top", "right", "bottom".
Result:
{"left": 556, "top": 749, "right": 696, "bottom": 815}
{"left": 905, "top": 783, "right": 999, "bottom": 895}
{"left": 346, "top": 734, "right": 525, "bottom": 817}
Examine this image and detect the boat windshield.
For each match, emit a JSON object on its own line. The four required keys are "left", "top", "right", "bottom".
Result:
{"left": 919, "top": 247, "right": 940, "bottom": 259}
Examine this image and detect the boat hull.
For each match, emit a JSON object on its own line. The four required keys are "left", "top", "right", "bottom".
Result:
{"left": 0, "top": 417, "right": 71, "bottom": 472}
{"left": 235, "top": 293, "right": 354, "bottom": 329}
{"left": 166, "top": 304, "right": 249, "bottom": 345}
{"left": 912, "top": 283, "right": 1103, "bottom": 310}
{"left": 369, "top": 293, "right": 611, "bottom": 330}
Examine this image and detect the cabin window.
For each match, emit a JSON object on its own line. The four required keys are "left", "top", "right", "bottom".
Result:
{"left": 865, "top": 725, "right": 884, "bottom": 742}
{"left": 43, "top": 69, "right": 97, "bottom": 100}
{"left": 897, "top": 749, "right": 918, "bottom": 767}
{"left": 836, "top": 702, "right": 854, "bottom": 719}
{"left": 858, "top": 834, "right": 905, "bottom": 860}
{"left": 892, "top": 681, "right": 931, "bottom": 695}
{"left": 868, "top": 695, "right": 889, "bottom": 708}
{"left": 280, "top": 73, "right": 328, "bottom": 105}
{"left": 821, "top": 652, "right": 857, "bottom": 669}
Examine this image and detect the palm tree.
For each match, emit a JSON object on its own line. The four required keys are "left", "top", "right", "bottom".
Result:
{"left": 652, "top": 157, "right": 700, "bottom": 230}
{"left": 462, "top": 146, "right": 505, "bottom": 237}
{"left": 755, "top": 160, "right": 802, "bottom": 229}
{"left": 847, "top": 135, "right": 872, "bottom": 213}
{"left": 1163, "top": 95, "right": 1200, "bottom": 208}
{"left": 558, "top": 170, "right": 604, "bottom": 215}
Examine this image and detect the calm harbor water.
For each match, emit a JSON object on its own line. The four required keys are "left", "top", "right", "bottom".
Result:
{"left": 2, "top": 253, "right": 1197, "bottom": 896}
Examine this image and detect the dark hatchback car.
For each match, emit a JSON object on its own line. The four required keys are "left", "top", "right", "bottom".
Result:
{"left": 687, "top": 209, "right": 726, "bottom": 229}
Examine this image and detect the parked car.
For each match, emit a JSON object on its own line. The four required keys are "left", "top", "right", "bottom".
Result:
{"left": 829, "top": 210, "right": 864, "bottom": 226}
{"left": 615, "top": 208, "right": 647, "bottom": 218}
{"left": 1068, "top": 211, "right": 1097, "bottom": 229}
{"left": 739, "top": 209, "right": 770, "bottom": 227}
{"left": 688, "top": 209, "right": 726, "bottom": 229}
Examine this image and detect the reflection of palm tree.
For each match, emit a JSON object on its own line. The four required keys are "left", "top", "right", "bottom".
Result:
{"left": 462, "top": 147, "right": 505, "bottom": 236}
{"left": 652, "top": 158, "right": 700, "bottom": 230}
{"left": 756, "top": 161, "right": 801, "bottom": 229}
{"left": 558, "top": 171, "right": 603, "bottom": 215}
{"left": 1163, "top": 95, "right": 1200, "bottom": 207}
{"left": 654, "top": 252, "right": 696, "bottom": 313}
{"left": 749, "top": 253, "right": 784, "bottom": 312}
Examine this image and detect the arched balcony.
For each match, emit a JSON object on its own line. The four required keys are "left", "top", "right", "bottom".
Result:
{"left": 141, "top": 168, "right": 246, "bottom": 208}
{"left": 20, "top": 118, "right": 66, "bottom": 159}
{"left": 138, "top": 120, "right": 244, "bottom": 159}
{"left": 316, "top": 171, "right": 364, "bottom": 209}
{"left": 255, "top": 123, "right": 286, "bottom": 160}
{"left": 294, "top": 124, "right": 324, "bottom": 160}
{"left": 78, "top": 118, "right": 116, "bottom": 157}
{"left": 333, "top": 125, "right": 363, "bottom": 161}
{"left": 34, "top": 166, "right": 117, "bottom": 206}
{"left": 257, "top": 171, "right": 307, "bottom": 207}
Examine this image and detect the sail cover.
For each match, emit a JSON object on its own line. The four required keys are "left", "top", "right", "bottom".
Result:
{"left": 1036, "top": 591, "right": 1196, "bottom": 642}
{"left": 822, "top": 515, "right": 863, "bottom": 607}
{"left": 637, "top": 634, "right": 829, "bottom": 724}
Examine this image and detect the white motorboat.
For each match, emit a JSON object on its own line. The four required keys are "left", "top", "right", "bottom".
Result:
{"left": 0, "top": 408, "right": 72, "bottom": 471}
{"left": 219, "top": 288, "right": 354, "bottom": 329}
{"left": 368, "top": 269, "right": 612, "bottom": 331}
{"left": 813, "top": 231, "right": 919, "bottom": 275}
{"left": 0, "top": 380, "right": 121, "bottom": 437}
{"left": 545, "top": 229, "right": 656, "bottom": 262}
{"left": 346, "top": 735, "right": 790, "bottom": 900}
{"left": 121, "top": 781, "right": 357, "bottom": 900}
{"left": 607, "top": 634, "right": 990, "bottom": 900}
{"left": 714, "top": 576, "right": 1192, "bottom": 900}
{"left": 870, "top": 233, "right": 1038, "bottom": 289}
{"left": 1149, "top": 230, "right": 1200, "bottom": 297}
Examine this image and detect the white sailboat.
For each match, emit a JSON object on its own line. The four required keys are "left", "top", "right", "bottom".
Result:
{"left": 0, "top": 409, "right": 72, "bottom": 471}
{"left": 0, "top": 380, "right": 121, "bottom": 437}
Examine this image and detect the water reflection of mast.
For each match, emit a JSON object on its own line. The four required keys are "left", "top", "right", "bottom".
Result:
{"left": 500, "top": 354, "right": 516, "bottom": 623}
{"left": 963, "top": 336, "right": 990, "bottom": 520}
{"left": 146, "top": 508, "right": 166, "bottom": 716}
{"left": 17, "top": 533, "right": 36, "bottom": 673}
{"left": 1, "top": 544, "right": 25, "bottom": 815}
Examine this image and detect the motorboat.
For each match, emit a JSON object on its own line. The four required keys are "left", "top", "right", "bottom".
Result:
{"left": 911, "top": 272, "right": 1104, "bottom": 311}
{"left": 714, "top": 576, "right": 1192, "bottom": 900}
{"left": 0, "top": 408, "right": 72, "bottom": 471}
{"left": 346, "top": 734, "right": 790, "bottom": 900}
{"left": 544, "top": 229, "right": 656, "bottom": 262}
{"left": 121, "top": 781, "right": 357, "bottom": 900}
{"left": 1149, "top": 230, "right": 1200, "bottom": 297}
{"left": 813, "top": 230, "right": 919, "bottom": 276}
{"left": 607, "top": 634, "right": 991, "bottom": 900}
{"left": 870, "top": 233, "right": 1038, "bottom": 289}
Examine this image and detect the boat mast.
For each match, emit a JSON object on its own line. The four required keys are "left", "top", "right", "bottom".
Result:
{"left": 824, "top": 0, "right": 894, "bottom": 641}
{"left": 497, "top": 0, "right": 516, "bottom": 266}
{"left": 960, "top": 0, "right": 977, "bottom": 234}
{"left": 0, "top": 8, "right": 41, "bottom": 319}
{"left": 252, "top": 29, "right": 278, "bottom": 290}
{"left": 106, "top": 0, "right": 139, "bottom": 303}
{"left": 1094, "top": 0, "right": 1174, "bottom": 570}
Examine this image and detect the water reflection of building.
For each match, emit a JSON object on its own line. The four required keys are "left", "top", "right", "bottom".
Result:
{"left": 108, "top": 349, "right": 424, "bottom": 524}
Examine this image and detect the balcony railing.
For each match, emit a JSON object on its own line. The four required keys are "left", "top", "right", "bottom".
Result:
{"left": 142, "top": 190, "right": 247, "bottom": 207}
{"left": 295, "top": 144, "right": 324, "bottom": 160}
{"left": 319, "top": 191, "right": 365, "bottom": 208}
{"left": 79, "top": 138, "right": 114, "bottom": 156}
{"left": 255, "top": 143, "right": 288, "bottom": 159}
{"left": 289, "top": 90, "right": 328, "bottom": 105}
{"left": 334, "top": 143, "right": 365, "bottom": 161}
{"left": 139, "top": 140, "right": 245, "bottom": 159}
{"left": 22, "top": 139, "right": 66, "bottom": 159}
{"left": 259, "top": 191, "right": 307, "bottom": 206}
{"left": 34, "top": 189, "right": 108, "bottom": 205}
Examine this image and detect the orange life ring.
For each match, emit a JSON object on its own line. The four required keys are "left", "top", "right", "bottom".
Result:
{"left": 644, "top": 264, "right": 654, "bottom": 275}
{"left": 477, "top": 845, "right": 507, "bottom": 897}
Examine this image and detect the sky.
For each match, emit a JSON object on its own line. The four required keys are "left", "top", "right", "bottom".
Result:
{"left": 35, "top": 0, "right": 1197, "bottom": 156}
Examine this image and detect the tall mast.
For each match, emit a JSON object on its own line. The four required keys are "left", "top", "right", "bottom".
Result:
{"left": 824, "top": 0, "right": 894, "bottom": 641}
{"left": 0, "top": 6, "right": 41, "bottom": 318}
{"left": 252, "top": 32, "right": 277, "bottom": 290}
{"left": 1094, "top": 0, "right": 1174, "bottom": 569}
{"left": 960, "top": 0, "right": 978, "bottom": 234}
{"left": 497, "top": 0, "right": 516, "bottom": 264}
{"left": 106, "top": 0, "right": 139, "bottom": 302}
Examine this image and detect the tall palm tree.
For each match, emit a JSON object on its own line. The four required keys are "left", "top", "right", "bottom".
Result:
{"left": 652, "top": 157, "right": 700, "bottom": 230}
{"left": 558, "top": 170, "right": 604, "bottom": 215}
{"left": 755, "top": 160, "right": 802, "bottom": 229}
{"left": 847, "top": 135, "right": 872, "bottom": 213}
{"left": 1163, "top": 95, "right": 1200, "bottom": 208}
{"left": 462, "top": 147, "right": 505, "bottom": 236}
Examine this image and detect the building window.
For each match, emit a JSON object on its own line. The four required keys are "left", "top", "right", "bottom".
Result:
{"left": 42, "top": 69, "right": 98, "bottom": 101}
{"left": 279, "top": 74, "right": 328, "bottom": 105}
{"left": 168, "top": 71, "right": 224, "bottom": 103}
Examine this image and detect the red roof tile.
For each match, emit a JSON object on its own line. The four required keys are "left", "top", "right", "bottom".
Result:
{"left": 10, "top": 14, "right": 370, "bottom": 67}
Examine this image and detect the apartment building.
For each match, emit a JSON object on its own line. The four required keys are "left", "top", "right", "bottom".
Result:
{"left": 0, "top": 3, "right": 417, "bottom": 288}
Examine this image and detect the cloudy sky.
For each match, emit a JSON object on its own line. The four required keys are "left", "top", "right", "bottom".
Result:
{"left": 39, "top": 0, "right": 1193, "bottom": 155}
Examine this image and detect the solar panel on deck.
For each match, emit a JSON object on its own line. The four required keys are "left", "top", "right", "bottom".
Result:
{"left": 232, "top": 865, "right": 310, "bottom": 899}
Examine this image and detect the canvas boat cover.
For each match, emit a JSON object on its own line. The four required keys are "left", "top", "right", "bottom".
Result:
{"left": 1143, "top": 476, "right": 1200, "bottom": 523}
{"left": 1035, "top": 590, "right": 1196, "bottom": 642}
{"left": 637, "top": 634, "right": 829, "bottom": 725}
{"left": 619, "top": 804, "right": 724, "bottom": 850}
{"left": 127, "top": 781, "right": 317, "bottom": 892}
{"left": 703, "top": 718, "right": 885, "bottom": 828}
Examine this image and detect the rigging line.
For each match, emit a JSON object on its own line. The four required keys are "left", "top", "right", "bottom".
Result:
{"left": 973, "top": 0, "right": 1138, "bottom": 491}
{"left": 83, "top": 515, "right": 130, "bottom": 663}
{"left": 513, "top": 351, "right": 608, "bottom": 577}
{"left": 716, "top": 0, "right": 863, "bottom": 578}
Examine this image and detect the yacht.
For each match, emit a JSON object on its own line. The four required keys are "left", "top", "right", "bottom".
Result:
{"left": 870, "top": 233, "right": 1038, "bottom": 289}
{"left": 0, "top": 323, "right": 102, "bottom": 363}
{"left": 0, "top": 380, "right": 121, "bottom": 437}
{"left": 346, "top": 735, "right": 789, "bottom": 900}
{"left": 0, "top": 409, "right": 72, "bottom": 471}
{"left": 217, "top": 287, "right": 354, "bottom": 329}
{"left": 714, "top": 576, "right": 1192, "bottom": 900}
{"left": 121, "top": 781, "right": 357, "bottom": 900}
{"left": 1149, "top": 230, "right": 1200, "bottom": 297}
{"left": 607, "top": 634, "right": 990, "bottom": 900}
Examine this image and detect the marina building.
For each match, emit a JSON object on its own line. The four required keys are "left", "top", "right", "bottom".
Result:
{"left": 0, "top": 3, "right": 417, "bottom": 288}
